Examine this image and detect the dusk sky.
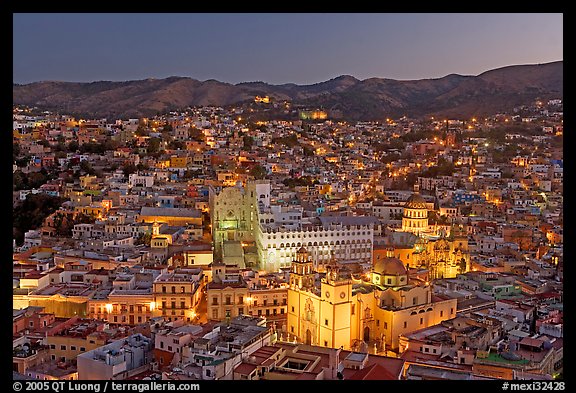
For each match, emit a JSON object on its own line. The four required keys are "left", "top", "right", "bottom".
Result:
{"left": 13, "top": 13, "right": 563, "bottom": 85}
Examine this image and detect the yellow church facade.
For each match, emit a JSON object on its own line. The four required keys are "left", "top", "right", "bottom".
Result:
{"left": 286, "top": 248, "right": 457, "bottom": 352}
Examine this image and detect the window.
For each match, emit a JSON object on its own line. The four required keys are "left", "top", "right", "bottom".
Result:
{"left": 403, "top": 321, "right": 407, "bottom": 329}
{"left": 273, "top": 299, "right": 278, "bottom": 306}
{"left": 71, "top": 346, "right": 76, "bottom": 351}
{"left": 171, "top": 286, "right": 176, "bottom": 294}
{"left": 171, "top": 301, "right": 176, "bottom": 309}
{"left": 162, "top": 286, "right": 166, "bottom": 293}
{"left": 324, "top": 341, "right": 328, "bottom": 347}
{"left": 113, "top": 316, "right": 118, "bottom": 322}
{"left": 351, "top": 305, "right": 355, "bottom": 315}
{"left": 254, "top": 300, "right": 258, "bottom": 306}
{"left": 129, "top": 305, "right": 134, "bottom": 313}
{"left": 162, "top": 301, "right": 166, "bottom": 309}
{"left": 160, "top": 341, "right": 164, "bottom": 349}
{"left": 212, "top": 297, "right": 218, "bottom": 306}
{"left": 440, "top": 310, "right": 443, "bottom": 317}
{"left": 451, "top": 308, "right": 454, "bottom": 315}
{"left": 280, "top": 309, "right": 284, "bottom": 314}
{"left": 376, "top": 320, "right": 380, "bottom": 327}
{"left": 413, "top": 297, "right": 418, "bottom": 305}
{"left": 420, "top": 317, "right": 423, "bottom": 325}
{"left": 60, "top": 345, "right": 66, "bottom": 350}
{"left": 424, "top": 347, "right": 429, "bottom": 353}
{"left": 50, "top": 344, "right": 56, "bottom": 350}
{"left": 263, "top": 299, "right": 268, "bottom": 306}
{"left": 291, "top": 326, "right": 294, "bottom": 333}
{"left": 212, "top": 309, "right": 218, "bottom": 319}
{"left": 181, "top": 286, "right": 185, "bottom": 293}
{"left": 180, "top": 301, "right": 185, "bottom": 309}
{"left": 325, "top": 319, "right": 329, "bottom": 326}
{"left": 239, "top": 296, "right": 243, "bottom": 304}
{"left": 225, "top": 296, "right": 231, "bottom": 305}
{"left": 168, "top": 346, "right": 172, "bottom": 352}
{"left": 384, "top": 322, "right": 388, "bottom": 330}
{"left": 238, "top": 307, "right": 244, "bottom": 315}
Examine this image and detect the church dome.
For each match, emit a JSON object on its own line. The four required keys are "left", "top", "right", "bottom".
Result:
{"left": 297, "top": 246, "right": 308, "bottom": 254}
{"left": 373, "top": 257, "right": 407, "bottom": 276}
{"left": 404, "top": 192, "right": 427, "bottom": 210}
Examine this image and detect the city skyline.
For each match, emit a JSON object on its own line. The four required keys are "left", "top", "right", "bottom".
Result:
{"left": 13, "top": 13, "right": 562, "bottom": 85}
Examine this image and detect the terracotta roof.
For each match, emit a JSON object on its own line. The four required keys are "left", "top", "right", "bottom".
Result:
{"left": 233, "top": 362, "right": 257, "bottom": 375}
{"left": 347, "top": 363, "right": 398, "bottom": 380}
{"left": 295, "top": 372, "right": 319, "bottom": 380}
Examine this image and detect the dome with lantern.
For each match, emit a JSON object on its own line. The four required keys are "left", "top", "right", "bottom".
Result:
{"left": 371, "top": 248, "right": 408, "bottom": 287}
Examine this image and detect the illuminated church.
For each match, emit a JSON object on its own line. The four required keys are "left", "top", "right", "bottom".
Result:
{"left": 386, "top": 186, "right": 470, "bottom": 279}
{"left": 285, "top": 247, "right": 457, "bottom": 352}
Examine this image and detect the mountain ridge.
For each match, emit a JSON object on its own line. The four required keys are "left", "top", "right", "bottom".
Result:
{"left": 13, "top": 61, "right": 563, "bottom": 120}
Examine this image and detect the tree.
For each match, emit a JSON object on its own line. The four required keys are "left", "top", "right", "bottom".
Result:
{"left": 15, "top": 156, "right": 30, "bottom": 168}
{"left": 302, "top": 145, "right": 315, "bottom": 156}
{"left": 13, "top": 142, "right": 20, "bottom": 160}
{"left": 135, "top": 232, "right": 152, "bottom": 246}
{"left": 122, "top": 163, "right": 138, "bottom": 177}
{"left": 53, "top": 211, "right": 73, "bottom": 236}
{"left": 13, "top": 170, "right": 25, "bottom": 190}
{"left": 13, "top": 194, "right": 66, "bottom": 246}
{"left": 135, "top": 125, "right": 149, "bottom": 136}
{"left": 168, "top": 140, "right": 185, "bottom": 150}
{"left": 249, "top": 164, "right": 267, "bottom": 179}
{"left": 189, "top": 127, "right": 204, "bottom": 142}
{"left": 136, "top": 163, "right": 150, "bottom": 171}
{"left": 79, "top": 160, "right": 96, "bottom": 175}
{"left": 67, "top": 141, "right": 79, "bottom": 152}
{"left": 147, "top": 137, "right": 161, "bottom": 154}
{"left": 242, "top": 135, "right": 254, "bottom": 151}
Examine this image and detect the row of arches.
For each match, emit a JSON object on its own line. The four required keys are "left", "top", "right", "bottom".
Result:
{"left": 410, "top": 307, "right": 433, "bottom": 315}
{"left": 270, "top": 239, "right": 372, "bottom": 249}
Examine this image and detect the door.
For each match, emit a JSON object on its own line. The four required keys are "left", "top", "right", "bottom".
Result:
{"left": 305, "top": 329, "right": 312, "bottom": 345}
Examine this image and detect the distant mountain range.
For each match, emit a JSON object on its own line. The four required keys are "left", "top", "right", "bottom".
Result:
{"left": 13, "top": 61, "right": 562, "bottom": 120}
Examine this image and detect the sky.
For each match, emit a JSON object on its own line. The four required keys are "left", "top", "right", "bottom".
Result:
{"left": 13, "top": 13, "right": 563, "bottom": 85}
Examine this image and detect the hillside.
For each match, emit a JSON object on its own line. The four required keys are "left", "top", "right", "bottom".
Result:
{"left": 13, "top": 61, "right": 563, "bottom": 120}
